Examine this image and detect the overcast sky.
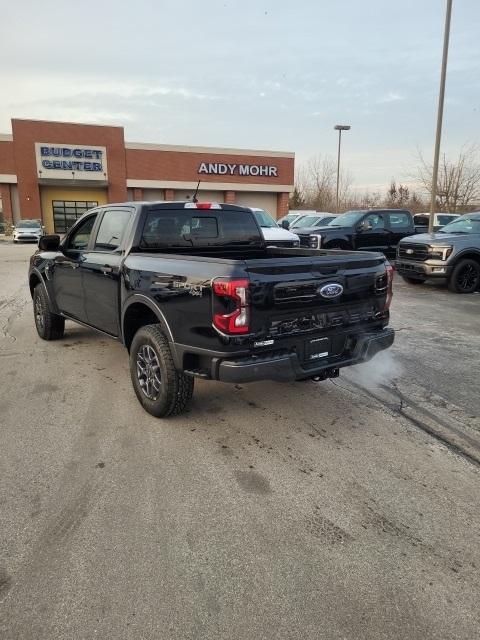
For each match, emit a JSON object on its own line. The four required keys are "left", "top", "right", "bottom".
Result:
{"left": 1, "top": 0, "right": 479, "bottom": 192}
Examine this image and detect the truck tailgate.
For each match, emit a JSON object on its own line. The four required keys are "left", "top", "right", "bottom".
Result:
{"left": 244, "top": 251, "right": 389, "bottom": 346}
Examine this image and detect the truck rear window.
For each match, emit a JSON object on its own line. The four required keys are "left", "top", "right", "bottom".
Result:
{"left": 139, "top": 209, "right": 262, "bottom": 249}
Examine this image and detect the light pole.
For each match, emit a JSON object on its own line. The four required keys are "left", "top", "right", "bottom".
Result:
{"left": 334, "top": 124, "right": 351, "bottom": 213}
{"left": 429, "top": 0, "right": 453, "bottom": 233}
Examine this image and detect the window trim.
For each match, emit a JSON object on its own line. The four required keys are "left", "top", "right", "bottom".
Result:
{"left": 89, "top": 207, "right": 135, "bottom": 254}
{"left": 64, "top": 212, "right": 100, "bottom": 252}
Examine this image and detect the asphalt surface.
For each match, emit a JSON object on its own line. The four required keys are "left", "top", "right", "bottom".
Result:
{"left": 0, "top": 242, "right": 479, "bottom": 640}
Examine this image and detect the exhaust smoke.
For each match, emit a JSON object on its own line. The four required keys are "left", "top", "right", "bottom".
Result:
{"left": 346, "top": 349, "right": 403, "bottom": 390}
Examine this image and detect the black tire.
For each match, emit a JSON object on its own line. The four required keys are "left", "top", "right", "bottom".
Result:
{"left": 401, "top": 276, "right": 426, "bottom": 285}
{"left": 33, "top": 283, "right": 65, "bottom": 340}
{"left": 448, "top": 259, "right": 480, "bottom": 294}
{"left": 130, "top": 324, "right": 194, "bottom": 418}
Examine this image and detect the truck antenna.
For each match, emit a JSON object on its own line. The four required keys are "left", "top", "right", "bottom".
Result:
{"left": 192, "top": 180, "right": 201, "bottom": 203}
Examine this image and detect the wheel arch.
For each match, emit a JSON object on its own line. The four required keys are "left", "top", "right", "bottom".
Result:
{"left": 323, "top": 237, "right": 351, "bottom": 250}
{"left": 450, "top": 250, "right": 480, "bottom": 267}
{"left": 122, "top": 295, "right": 175, "bottom": 352}
{"left": 29, "top": 272, "right": 41, "bottom": 297}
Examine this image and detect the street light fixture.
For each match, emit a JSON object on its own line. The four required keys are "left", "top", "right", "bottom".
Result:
{"left": 334, "top": 124, "right": 351, "bottom": 213}
{"left": 429, "top": 0, "right": 453, "bottom": 233}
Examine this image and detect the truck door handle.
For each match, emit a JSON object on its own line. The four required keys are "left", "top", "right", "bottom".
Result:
{"left": 101, "top": 265, "right": 113, "bottom": 275}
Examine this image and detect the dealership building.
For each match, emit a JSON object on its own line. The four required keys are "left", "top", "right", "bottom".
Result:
{"left": 0, "top": 119, "right": 294, "bottom": 233}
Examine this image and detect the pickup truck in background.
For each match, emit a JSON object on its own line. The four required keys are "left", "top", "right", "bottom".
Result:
{"left": 413, "top": 212, "right": 460, "bottom": 233}
{"left": 29, "top": 201, "right": 394, "bottom": 417}
{"left": 397, "top": 212, "right": 480, "bottom": 293}
{"left": 294, "top": 208, "right": 417, "bottom": 258}
{"left": 249, "top": 207, "right": 300, "bottom": 247}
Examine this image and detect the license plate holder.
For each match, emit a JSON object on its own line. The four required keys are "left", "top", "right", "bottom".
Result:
{"left": 305, "top": 336, "right": 330, "bottom": 362}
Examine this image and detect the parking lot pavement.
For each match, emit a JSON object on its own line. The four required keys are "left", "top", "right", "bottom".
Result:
{"left": 1, "top": 243, "right": 479, "bottom": 640}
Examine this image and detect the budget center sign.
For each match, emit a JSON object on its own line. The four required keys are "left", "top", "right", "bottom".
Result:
{"left": 35, "top": 143, "right": 108, "bottom": 181}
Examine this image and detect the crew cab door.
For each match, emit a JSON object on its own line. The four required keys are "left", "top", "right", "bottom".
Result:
{"left": 81, "top": 207, "right": 134, "bottom": 335}
{"left": 52, "top": 212, "right": 99, "bottom": 322}
{"left": 386, "top": 211, "right": 414, "bottom": 257}
{"left": 355, "top": 212, "right": 390, "bottom": 253}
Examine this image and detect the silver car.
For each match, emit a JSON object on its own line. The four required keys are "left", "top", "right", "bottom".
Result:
{"left": 13, "top": 220, "right": 44, "bottom": 243}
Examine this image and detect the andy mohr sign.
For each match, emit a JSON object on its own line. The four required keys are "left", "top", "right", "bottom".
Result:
{"left": 198, "top": 162, "right": 278, "bottom": 177}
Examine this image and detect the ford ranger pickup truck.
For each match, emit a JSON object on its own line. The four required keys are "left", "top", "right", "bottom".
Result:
{"left": 29, "top": 201, "right": 394, "bottom": 417}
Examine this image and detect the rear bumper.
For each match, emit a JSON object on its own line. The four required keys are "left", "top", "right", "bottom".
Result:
{"left": 214, "top": 327, "right": 395, "bottom": 384}
{"left": 396, "top": 260, "right": 452, "bottom": 279}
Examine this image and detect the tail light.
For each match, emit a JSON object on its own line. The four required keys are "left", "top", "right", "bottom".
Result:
{"left": 212, "top": 278, "right": 250, "bottom": 334}
{"left": 384, "top": 262, "right": 394, "bottom": 310}
{"left": 184, "top": 202, "right": 221, "bottom": 209}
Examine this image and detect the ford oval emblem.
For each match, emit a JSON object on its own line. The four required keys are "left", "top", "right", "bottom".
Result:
{"left": 319, "top": 283, "right": 343, "bottom": 299}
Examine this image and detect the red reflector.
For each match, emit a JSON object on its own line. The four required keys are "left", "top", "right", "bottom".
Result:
{"left": 212, "top": 278, "right": 250, "bottom": 335}
{"left": 195, "top": 202, "right": 212, "bottom": 209}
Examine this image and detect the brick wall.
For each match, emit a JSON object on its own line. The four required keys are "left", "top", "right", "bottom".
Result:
{"left": 126, "top": 148, "right": 294, "bottom": 186}
{"left": 276, "top": 192, "right": 290, "bottom": 219}
{"left": 0, "top": 141, "right": 16, "bottom": 174}
{"left": 0, "top": 184, "right": 13, "bottom": 224}
{"left": 11, "top": 119, "right": 127, "bottom": 220}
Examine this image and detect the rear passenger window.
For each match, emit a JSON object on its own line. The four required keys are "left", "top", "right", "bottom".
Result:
{"left": 95, "top": 209, "right": 131, "bottom": 250}
{"left": 141, "top": 209, "right": 261, "bottom": 249}
{"left": 189, "top": 217, "right": 218, "bottom": 238}
{"left": 389, "top": 212, "right": 411, "bottom": 229}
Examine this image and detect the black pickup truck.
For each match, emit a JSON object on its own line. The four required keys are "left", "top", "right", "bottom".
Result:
{"left": 29, "top": 201, "right": 394, "bottom": 417}
{"left": 295, "top": 208, "right": 416, "bottom": 258}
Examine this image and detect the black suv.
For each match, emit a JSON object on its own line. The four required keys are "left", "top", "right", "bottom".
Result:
{"left": 397, "top": 212, "right": 480, "bottom": 293}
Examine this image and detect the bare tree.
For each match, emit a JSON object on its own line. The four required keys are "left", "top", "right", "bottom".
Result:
{"left": 295, "top": 154, "right": 353, "bottom": 212}
{"left": 415, "top": 144, "right": 480, "bottom": 212}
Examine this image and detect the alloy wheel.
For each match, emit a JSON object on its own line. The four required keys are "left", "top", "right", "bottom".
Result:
{"left": 457, "top": 264, "right": 479, "bottom": 291}
{"left": 136, "top": 344, "right": 162, "bottom": 400}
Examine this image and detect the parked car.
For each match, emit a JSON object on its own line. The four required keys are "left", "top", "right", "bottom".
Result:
{"left": 290, "top": 213, "right": 337, "bottom": 245}
{"left": 278, "top": 210, "right": 315, "bottom": 228}
{"left": 294, "top": 209, "right": 416, "bottom": 257}
{"left": 250, "top": 208, "right": 300, "bottom": 247}
{"left": 13, "top": 219, "right": 44, "bottom": 243}
{"left": 413, "top": 212, "right": 460, "bottom": 233}
{"left": 397, "top": 212, "right": 480, "bottom": 293}
{"left": 29, "top": 201, "right": 394, "bottom": 417}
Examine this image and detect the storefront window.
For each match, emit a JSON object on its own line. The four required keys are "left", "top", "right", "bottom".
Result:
{"left": 52, "top": 200, "right": 98, "bottom": 233}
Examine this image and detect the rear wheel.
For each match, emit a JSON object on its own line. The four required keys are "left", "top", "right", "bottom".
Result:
{"left": 129, "top": 324, "right": 194, "bottom": 418}
{"left": 448, "top": 259, "right": 480, "bottom": 294}
{"left": 401, "top": 276, "right": 426, "bottom": 285}
{"left": 33, "top": 283, "right": 65, "bottom": 340}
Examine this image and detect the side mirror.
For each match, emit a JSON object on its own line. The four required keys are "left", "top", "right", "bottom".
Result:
{"left": 281, "top": 219, "right": 290, "bottom": 230}
{"left": 38, "top": 234, "right": 61, "bottom": 251}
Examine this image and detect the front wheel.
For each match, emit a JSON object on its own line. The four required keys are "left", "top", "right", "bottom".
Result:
{"left": 448, "top": 259, "right": 480, "bottom": 294}
{"left": 33, "top": 283, "right": 65, "bottom": 340}
{"left": 129, "top": 324, "right": 194, "bottom": 418}
{"left": 401, "top": 276, "right": 426, "bottom": 285}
